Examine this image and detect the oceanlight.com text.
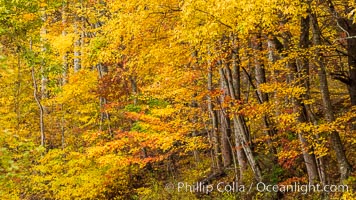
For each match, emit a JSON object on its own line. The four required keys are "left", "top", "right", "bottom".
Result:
{"left": 169, "top": 182, "right": 349, "bottom": 194}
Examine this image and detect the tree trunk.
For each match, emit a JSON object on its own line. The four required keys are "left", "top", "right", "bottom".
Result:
{"left": 30, "top": 39, "right": 45, "bottom": 148}
{"left": 305, "top": 105, "right": 327, "bottom": 185}
{"left": 62, "top": 1, "right": 68, "bottom": 85}
{"left": 40, "top": 8, "right": 48, "bottom": 99}
{"left": 219, "top": 67, "right": 233, "bottom": 167}
{"left": 252, "top": 34, "right": 278, "bottom": 156}
{"left": 345, "top": 23, "right": 356, "bottom": 106}
{"left": 298, "top": 14, "right": 327, "bottom": 185}
{"left": 233, "top": 115, "right": 262, "bottom": 181}
{"left": 207, "top": 49, "right": 223, "bottom": 172}
{"left": 191, "top": 50, "right": 201, "bottom": 164}
{"left": 74, "top": 7, "right": 83, "bottom": 73}
{"left": 287, "top": 15, "right": 320, "bottom": 184}
{"left": 310, "top": 11, "right": 352, "bottom": 182}
{"left": 230, "top": 34, "right": 248, "bottom": 181}
{"left": 215, "top": 36, "right": 262, "bottom": 181}
{"left": 60, "top": 1, "right": 68, "bottom": 149}
{"left": 98, "top": 63, "right": 112, "bottom": 136}
{"left": 326, "top": 0, "right": 356, "bottom": 106}
{"left": 219, "top": 52, "right": 262, "bottom": 181}
{"left": 253, "top": 34, "right": 268, "bottom": 102}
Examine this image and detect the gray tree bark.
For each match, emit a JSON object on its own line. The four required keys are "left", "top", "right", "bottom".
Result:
{"left": 30, "top": 39, "right": 45, "bottom": 147}
{"left": 62, "top": 1, "right": 68, "bottom": 85}
{"left": 219, "top": 67, "right": 233, "bottom": 167}
{"left": 310, "top": 11, "right": 352, "bottom": 182}
{"left": 289, "top": 15, "right": 320, "bottom": 184}
{"left": 219, "top": 46, "right": 262, "bottom": 181}
{"left": 207, "top": 49, "right": 223, "bottom": 172}
{"left": 74, "top": 6, "right": 83, "bottom": 73}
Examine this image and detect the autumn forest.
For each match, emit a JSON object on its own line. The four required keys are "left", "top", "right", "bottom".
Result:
{"left": 0, "top": 0, "right": 356, "bottom": 199}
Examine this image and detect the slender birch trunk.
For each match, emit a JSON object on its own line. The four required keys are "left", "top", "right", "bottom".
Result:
{"left": 74, "top": 2, "right": 83, "bottom": 73}
{"left": 62, "top": 0, "right": 68, "bottom": 85}
{"left": 30, "top": 39, "right": 45, "bottom": 147}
